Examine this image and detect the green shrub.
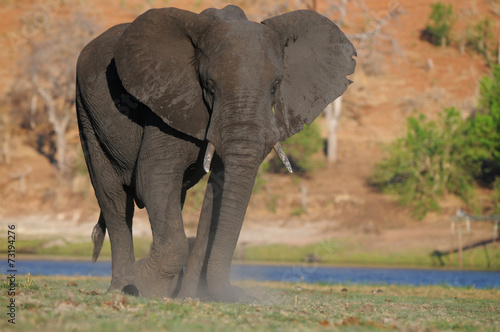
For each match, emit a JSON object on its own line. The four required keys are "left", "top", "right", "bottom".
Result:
{"left": 372, "top": 108, "right": 474, "bottom": 219}
{"left": 373, "top": 66, "right": 500, "bottom": 219}
{"left": 424, "top": 2, "right": 455, "bottom": 46}
{"left": 465, "top": 64, "right": 500, "bottom": 182}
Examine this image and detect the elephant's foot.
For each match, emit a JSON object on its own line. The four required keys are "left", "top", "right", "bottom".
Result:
{"left": 107, "top": 281, "right": 126, "bottom": 293}
{"left": 176, "top": 273, "right": 211, "bottom": 300}
{"left": 175, "top": 280, "right": 197, "bottom": 299}
{"left": 107, "top": 267, "right": 135, "bottom": 293}
{"left": 123, "top": 258, "right": 177, "bottom": 298}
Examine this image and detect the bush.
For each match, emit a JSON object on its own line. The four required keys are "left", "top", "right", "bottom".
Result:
{"left": 373, "top": 66, "right": 500, "bottom": 219}
{"left": 424, "top": 2, "right": 455, "bottom": 46}
{"left": 372, "top": 108, "right": 475, "bottom": 219}
{"left": 465, "top": 64, "right": 500, "bottom": 182}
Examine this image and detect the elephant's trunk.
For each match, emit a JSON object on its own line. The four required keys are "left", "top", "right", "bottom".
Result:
{"left": 200, "top": 95, "right": 286, "bottom": 301}
{"left": 205, "top": 159, "right": 258, "bottom": 301}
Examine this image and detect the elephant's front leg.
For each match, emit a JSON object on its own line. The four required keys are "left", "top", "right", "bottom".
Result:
{"left": 129, "top": 137, "right": 190, "bottom": 298}
{"left": 131, "top": 180, "right": 188, "bottom": 298}
{"left": 176, "top": 168, "right": 224, "bottom": 299}
{"left": 204, "top": 162, "right": 259, "bottom": 302}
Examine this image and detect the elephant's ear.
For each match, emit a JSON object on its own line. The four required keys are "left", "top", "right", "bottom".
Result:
{"left": 262, "top": 10, "right": 356, "bottom": 141}
{"left": 114, "top": 8, "right": 210, "bottom": 140}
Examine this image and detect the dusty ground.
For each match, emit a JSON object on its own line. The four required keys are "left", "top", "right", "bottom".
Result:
{"left": 0, "top": 0, "right": 498, "bottom": 255}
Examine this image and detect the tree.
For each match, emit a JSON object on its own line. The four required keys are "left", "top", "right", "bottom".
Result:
{"left": 17, "top": 13, "right": 96, "bottom": 176}
{"left": 424, "top": 2, "right": 455, "bottom": 47}
{"left": 465, "top": 64, "right": 500, "bottom": 183}
{"left": 372, "top": 108, "right": 474, "bottom": 219}
{"left": 372, "top": 66, "right": 500, "bottom": 218}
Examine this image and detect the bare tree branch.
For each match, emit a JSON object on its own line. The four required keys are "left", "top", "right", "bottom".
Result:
{"left": 13, "top": 12, "right": 97, "bottom": 176}
{"left": 347, "top": 2, "right": 402, "bottom": 47}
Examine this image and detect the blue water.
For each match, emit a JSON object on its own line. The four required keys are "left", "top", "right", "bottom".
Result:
{"left": 8, "top": 260, "right": 500, "bottom": 289}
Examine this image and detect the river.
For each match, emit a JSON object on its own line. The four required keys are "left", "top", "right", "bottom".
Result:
{"left": 11, "top": 260, "right": 500, "bottom": 289}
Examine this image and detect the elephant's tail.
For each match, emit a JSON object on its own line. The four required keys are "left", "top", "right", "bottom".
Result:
{"left": 91, "top": 212, "right": 106, "bottom": 262}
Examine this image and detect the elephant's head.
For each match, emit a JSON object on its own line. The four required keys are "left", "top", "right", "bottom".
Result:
{"left": 114, "top": 5, "right": 355, "bottom": 301}
{"left": 114, "top": 5, "right": 355, "bottom": 164}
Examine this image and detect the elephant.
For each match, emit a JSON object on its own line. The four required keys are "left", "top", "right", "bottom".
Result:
{"left": 76, "top": 5, "right": 355, "bottom": 302}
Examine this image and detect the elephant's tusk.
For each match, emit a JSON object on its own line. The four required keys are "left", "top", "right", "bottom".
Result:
{"left": 273, "top": 142, "right": 293, "bottom": 173}
{"left": 203, "top": 142, "right": 215, "bottom": 173}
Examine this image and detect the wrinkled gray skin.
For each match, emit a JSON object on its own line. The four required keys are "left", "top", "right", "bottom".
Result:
{"left": 76, "top": 5, "right": 355, "bottom": 302}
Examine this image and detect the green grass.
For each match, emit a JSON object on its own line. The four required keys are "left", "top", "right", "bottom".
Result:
{"left": 0, "top": 275, "right": 498, "bottom": 331}
{"left": 236, "top": 240, "right": 500, "bottom": 270}
{"left": 0, "top": 236, "right": 153, "bottom": 260}
{"left": 2, "top": 236, "right": 499, "bottom": 270}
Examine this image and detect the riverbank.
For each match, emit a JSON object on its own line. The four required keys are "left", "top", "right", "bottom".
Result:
{"left": 16, "top": 260, "right": 500, "bottom": 289}
{"left": 1, "top": 275, "right": 498, "bottom": 331}
{"left": 3, "top": 235, "right": 499, "bottom": 271}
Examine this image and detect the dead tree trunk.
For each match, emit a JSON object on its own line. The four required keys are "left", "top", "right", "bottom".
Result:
{"left": 36, "top": 84, "right": 71, "bottom": 175}
{"left": 324, "top": 96, "right": 342, "bottom": 163}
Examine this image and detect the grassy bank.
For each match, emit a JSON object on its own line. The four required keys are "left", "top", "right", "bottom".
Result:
{"left": 1, "top": 275, "right": 498, "bottom": 331}
{"left": 2, "top": 236, "right": 499, "bottom": 270}
{"left": 0, "top": 236, "right": 152, "bottom": 260}
{"left": 236, "top": 240, "right": 500, "bottom": 270}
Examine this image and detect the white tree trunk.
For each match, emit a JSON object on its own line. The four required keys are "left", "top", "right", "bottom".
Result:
{"left": 325, "top": 96, "right": 342, "bottom": 164}
{"left": 30, "top": 94, "right": 38, "bottom": 129}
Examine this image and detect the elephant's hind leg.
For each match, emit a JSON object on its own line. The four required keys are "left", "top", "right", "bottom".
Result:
{"left": 77, "top": 102, "right": 136, "bottom": 292}
{"left": 99, "top": 188, "right": 136, "bottom": 292}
